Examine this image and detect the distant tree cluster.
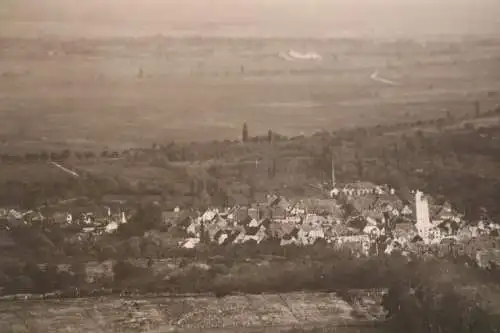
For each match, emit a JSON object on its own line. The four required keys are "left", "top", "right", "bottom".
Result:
{"left": 242, "top": 122, "right": 249, "bottom": 142}
{"left": 0, "top": 150, "right": 99, "bottom": 163}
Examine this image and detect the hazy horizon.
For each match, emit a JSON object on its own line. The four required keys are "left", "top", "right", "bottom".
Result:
{"left": 1, "top": 0, "right": 500, "bottom": 39}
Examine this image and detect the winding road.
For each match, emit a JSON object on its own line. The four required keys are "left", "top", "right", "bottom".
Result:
{"left": 370, "top": 70, "right": 400, "bottom": 86}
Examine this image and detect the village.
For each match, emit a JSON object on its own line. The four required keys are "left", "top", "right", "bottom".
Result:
{"left": 1, "top": 162, "right": 499, "bottom": 268}
{"left": 170, "top": 183, "right": 499, "bottom": 257}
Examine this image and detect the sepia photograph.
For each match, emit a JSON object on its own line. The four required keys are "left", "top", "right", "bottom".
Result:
{"left": 1, "top": 0, "right": 500, "bottom": 332}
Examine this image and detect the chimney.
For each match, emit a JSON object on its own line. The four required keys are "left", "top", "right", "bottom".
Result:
{"left": 331, "top": 155, "right": 336, "bottom": 188}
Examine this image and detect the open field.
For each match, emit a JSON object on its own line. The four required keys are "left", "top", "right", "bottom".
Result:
{"left": 0, "top": 291, "right": 385, "bottom": 333}
{"left": 1, "top": 37, "right": 500, "bottom": 151}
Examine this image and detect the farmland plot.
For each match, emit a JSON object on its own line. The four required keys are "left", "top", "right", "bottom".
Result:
{"left": 0, "top": 291, "right": 384, "bottom": 332}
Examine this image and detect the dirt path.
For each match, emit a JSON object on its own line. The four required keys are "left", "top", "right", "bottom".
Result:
{"left": 50, "top": 161, "right": 80, "bottom": 177}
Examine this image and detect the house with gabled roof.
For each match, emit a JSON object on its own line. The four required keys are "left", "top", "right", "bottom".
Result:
{"left": 257, "top": 205, "right": 272, "bottom": 219}
{"left": 336, "top": 235, "right": 371, "bottom": 255}
{"left": 237, "top": 214, "right": 252, "bottom": 227}
{"left": 177, "top": 212, "right": 195, "bottom": 230}
{"left": 392, "top": 222, "right": 418, "bottom": 240}
{"left": 235, "top": 207, "right": 249, "bottom": 224}
{"left": 205, "top": 223, "right": 223, "bottom": 243}
{"left": 213, "top": 229, "right": 226, "bottom": 245}
{"left": 271, "top": 205, "right": 287, "bottom": 220}
{"left": 7, "top": 209, "right": 23, "bottom": 220}
{"left": 221, "top": 229, "right": 241, "bottom": 246}
{"left": 273, "top": 195, "right": 291, "bottom": 211}
{"left": 437, "top": 219, "right": 460, "bottom": 236}
{"left": 280, "top": 236, "right": 300, "bottom": 246}
{"left": 289, "top": 200, "right": 307, "bottom": 216}
{"left": 201, "top": 209, "right": 218, "bottom": 223}
{"left": 248, "top": 207, "right": 259, "bottom": 221}
{"left": 162, "top": 211, "right": 180, "bottom": 226}
{"left": 181, "top": 238, "right": 200, "bottom": 249}
{"left": 346, "top": 216, "right": 369, "bottom": 233}
{"left": 243, "top": 219, "right": 263, "bottom": 237}
{"left": 247, "top": 218, "right": 261, "bottom": 228}
{"left": 400, "top": 204, "right": 413, "bottom": 217}
{"left": 24, "top": 211, "right": 45, "bottom": 223}
{"left": 186, "top": 219, "right": 201, "bottom": 237}
{"left": 266, "top": 193, "right": 280, "bottom": 206}
{"left": 269, "top": 221, "right": 289, "bottom": 239}
{"left": 280, "top": 226, "right": 300, "bottom": 246}
{"left": 431, "top": 202, "right": 462, "bottom": 225}
{"left": 297, "top": 225, "right": 325, "bottom": 245}
{"left": 214, "top": 215, "right": 229, "bottom": 229}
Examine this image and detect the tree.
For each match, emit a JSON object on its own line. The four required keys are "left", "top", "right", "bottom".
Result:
{"left": 50, "top": 152, "right": 60, "bottom": 161}
{"left": 0, "top": 154, "right": 10, "bottom": 162}
{"left": 248, "top": 183, "right": 256, "bottom": 201}
{"left": 474, "top": 100, "right": 480, "bottom": 117}
{"left": 60, "top": 149, "right": 71, "bottom": 160}
{"left": 355, "top": 153, "right": 364, "bottom": 178}
{"left": 21, "top": 189, "right": 38, "bottom": 210}
{"left": 114, "top": 260, "right": 136, "bottom": 281}
{"left": 198, "top": 187, "right": 211, "bottom": 211}
{"left": 84, "top": 151, "right": 95, "bottom": 159}
{"left": 269, "top": 159, "right": 277, "bottom": 178}
{"left": 22, "top": 262, "right": 56, "bottom": 294}
{"left": 39, "top": 151, "right": 49, "bottom": 161}
{"left": 127, "top": 237, "right": 142, "bottom": 258}
{"left": 242, "top": 122, "right": 249, "bottom": 142}
{"left": 24, "top": 153, "right": 38, "bottom": 161}
{"left": 314, "top": 142, "right": 332, "bottom": 180}
{"left": 267, "top": 129, "right": 273, "bottom": 143}
{"left": 190, "top": 178, "right": 199, "bottom": 195}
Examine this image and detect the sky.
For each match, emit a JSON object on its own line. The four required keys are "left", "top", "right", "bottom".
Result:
{"left": 1, "top": 0, "right": 500, "bottom": 39}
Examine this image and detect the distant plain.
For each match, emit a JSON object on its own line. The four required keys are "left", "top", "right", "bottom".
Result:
{"left": 1, "top": 36, "right": 500, "bottom": 152}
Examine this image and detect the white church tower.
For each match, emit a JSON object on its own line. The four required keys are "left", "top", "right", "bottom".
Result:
{"left": 415, "top": 190, "right": 431, "bottom": 226}
{"left": 331, "top": 155, "right": 336, "bottom": 188}
{"left": 415, "top": 190, "right": 434, "bottom": 243}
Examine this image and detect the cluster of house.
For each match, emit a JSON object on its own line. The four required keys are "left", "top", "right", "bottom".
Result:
{"left": 329, "top": 182, "right": 396, "bottom": 198}
{"left": 1, "top": 181, "right": 498, "bottom": 260}
{"left": 0, "top": 208, "right": 44, "bottom": 228}
{"left": 171, "top": 186, "right": 404, "bottom": 254}
{"left": 0, "top": 206, "right": 130, "bottom": 235}
{"left": 165, "top": 182, "right": 500, "bottom": 257}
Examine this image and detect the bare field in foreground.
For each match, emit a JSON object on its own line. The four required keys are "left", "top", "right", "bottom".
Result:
{"left": 1, "top": 37, "right": 500, "bottom": 151}
{"left": 0, "top": 291, "right": 385, "bottom": 333}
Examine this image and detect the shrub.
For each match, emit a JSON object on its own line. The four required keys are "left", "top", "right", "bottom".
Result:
{"left": 383, "top": 261, "right": 500, "bottom": 333}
